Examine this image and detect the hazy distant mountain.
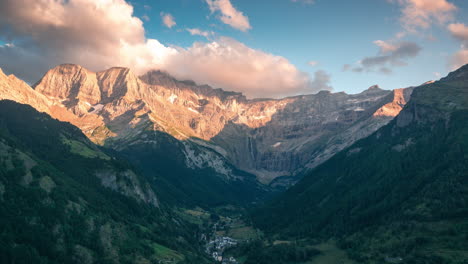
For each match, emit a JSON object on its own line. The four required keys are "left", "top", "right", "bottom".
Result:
{"left": 252, "top": 65, "right": 468, "bottom": 263}
{"left": 1, "top": 64, "right": 412, "bottom": 186}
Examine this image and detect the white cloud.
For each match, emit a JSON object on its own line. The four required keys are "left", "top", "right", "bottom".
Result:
{"left": 373, "top": 40, "right": 398, "bottom": 53}
{"left": 344, "top": 41, "right": 421, "bottom": 74}
{"left": 163, "top": 37, "right": 327, "bottom": 98}
{"left": 0, "top": 0, "right": 328, "bottom": 98}
{"left": 206, "top": 0, "right": 251, "bottom": 32}
{"left": 161, "top": 12, "right": 176, "bottom": 28}
{"left": 186, "top": 28, "right": 214, "bottom": 39}
{"left": 0, "top": 0, "right": 147, "bottom": 78}
{"left": 448, "top": 23, "right": 468, "bottom": 44}
{"left": 308, "top": 61, "right": 318, "bottom": 67}
{"left": 390, "top": 0, "right": 457, "bottom": 33}
{"left": 450, "top": 50, "right": 468, "bottom": 70}
{"left": 310, "top": 70, "right": 332, "bottom": 91}
{"left": 448, "top": 23, "right": 468, "bottom": 69}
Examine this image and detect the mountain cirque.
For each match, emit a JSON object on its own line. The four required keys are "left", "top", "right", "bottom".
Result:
{"left": 0, "top": 64, "right": 413, "bottom": 183}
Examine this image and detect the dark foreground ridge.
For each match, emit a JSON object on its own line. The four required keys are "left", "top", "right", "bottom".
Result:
{"left": 251, "top": 65, "right": 468, "bottom": 263}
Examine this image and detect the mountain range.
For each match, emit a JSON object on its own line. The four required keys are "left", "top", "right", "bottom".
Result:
{"left": 251, "top": 64, "right": 468, "bottom": 263}
{"left": 1, "top": 64, "right": 413, "bottom": 186}
{"left": 0, "top": 63, "right": 466, "bottom": 264}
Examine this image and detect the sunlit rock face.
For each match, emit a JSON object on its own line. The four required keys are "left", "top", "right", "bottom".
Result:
{"left": 0, "top": 64, "right": 413, "bottom": 184}
{"left": 0, "top": 67, "right": 52, "bottom": 113}
{"left": 373, "top": 88, "right": 413, "bottom": 117}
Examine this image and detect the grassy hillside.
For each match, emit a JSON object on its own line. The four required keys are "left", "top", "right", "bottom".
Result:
{"left": 251, "top": 66, "right": 468, "bottom": 263}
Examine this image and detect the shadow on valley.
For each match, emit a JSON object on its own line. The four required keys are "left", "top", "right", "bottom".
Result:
{"left": 0, "top": 100, "right": 212, "bottom": 264}
{"left": 248, "top": 74, "right": 468, "bottom": 264}
{"left": 103, "top": 128, "right": 269, "bottom": 208}
{"left": 209, "top": 88, "right": 399, "bottom": 187}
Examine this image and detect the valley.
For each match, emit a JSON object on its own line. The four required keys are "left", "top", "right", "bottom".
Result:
{"left": 1, "top": 0, "right": 468, "bottom": 263}
{"left": 0, "top": 64, "right": 466, "bottom": 264}
{"left": 2, "top": 64, "right": 411, "bottom": 185}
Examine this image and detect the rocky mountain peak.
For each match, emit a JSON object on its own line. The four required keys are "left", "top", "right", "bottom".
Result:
{"left": 368, "top": 84, "right": 382, "bottom": 90}
{"left": 0, "top": 64, "right": 415, "bottom": 183}
{"left": 96, "top": 67, "right": 140, "bottom": 103}
{"left": 34, "top": 63, "right": 100, "bottom": 105}
{"left": 441, "top": 63, "right": 468, "bottom": 82}
{"left": 140, "top": 70, "right": 179, "bottom": 86}
{"left": 0, "top": 68, "right": 52, "bottom": 113}
{"left": 360, "top": 85, "right": 386, "bottom": 96}
{"left": 141, "top": 70, "right": 246, "bottom": 103}
{"left": 32, "top": 64, "right": 145, "bottom": 113}
{"left": 373, "top": 87, "right": 413, "bottom": 117}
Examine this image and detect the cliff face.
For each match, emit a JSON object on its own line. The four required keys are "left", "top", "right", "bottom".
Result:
{"left": 251, "top": 66, "right": 468, "bottom": 264}
{"left": 0, "top": 68, "right": 52, "bottom": 113}
{"left": 0, "top": 64, "right": 413, "bottom": 183}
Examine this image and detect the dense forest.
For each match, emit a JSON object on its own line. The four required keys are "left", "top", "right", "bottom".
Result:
{"left": 0, "top": 65, "right": 467, "bottom": 264}
{"left": 107, "top": 131, "right": 268, "bottom": 208}
{"left": 250, "top": 65, "right": 468, "bottom": 263}
{"left": 0, "top": 101, "right": 211, "bottom": 264}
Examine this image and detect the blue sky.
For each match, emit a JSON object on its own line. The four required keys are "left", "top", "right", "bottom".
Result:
{"left": 127, "top": 0, "right": 468, "bottom": 94}
{"left": 1, "top": 0, "right": 468, "bottom": 97}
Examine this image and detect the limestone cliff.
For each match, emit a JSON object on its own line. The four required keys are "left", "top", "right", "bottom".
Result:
{"left": 0, "top": 64, "right": 413, "bottom": 184}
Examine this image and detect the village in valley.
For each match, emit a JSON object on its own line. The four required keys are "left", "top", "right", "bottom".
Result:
{"left": 205, "top": 219, "right": 240, "bottom": 264}
{"left": 206, "top": 235, "right": 239, "bottom": 264}
{"left": 179, "top": 206, "right": 262, "bottom": 264}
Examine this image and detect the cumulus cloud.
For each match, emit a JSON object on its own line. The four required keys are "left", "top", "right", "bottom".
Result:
{"left": 0, "top": 44, "right": 51, "bottom": 83}
{"left": 0, "top": 0, "right": 150, "bottom": 81}
{"left": 373, "top": 40, "right": 398, "bottom": 53}
{"left": 206, "top": 0, "right": 251, "bottom": 32}
{"left": 344, "top": 40, "right": 421, "bottom": 74}
{"left": 0, "top": 0, "right": 326, "bottom": 98}
{"left": 163, "top": 37, "right": 327, "bottom": 98}
{"left": 449, "top": 50, "right": 468, "bottom": 70}
{"left": 448, "top": 23, "right": 468, "bottom": 69}
{"left": 161, "top": 12, "right": 176, "bottom": 28}
{"left": 390, "top": 0, "right": 457, "bottom": 33}
{"left": 310, "top": 70, "right": 332, "bottom": 91}
{"left": 448, "top": 23, "right": 468, "bottom": 43}
{"left": 186, "top": 28, "right": 214, "bottom": 39}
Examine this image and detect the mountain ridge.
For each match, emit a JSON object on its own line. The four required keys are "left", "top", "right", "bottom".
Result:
{"left": 0, "top": 64, "right": 414, "bottom": 183}
{"left": 0, "top": 99, "right": 212, "bottom": 263}
{"left": 250, "top": 64, "right": 468, "bottom": 263}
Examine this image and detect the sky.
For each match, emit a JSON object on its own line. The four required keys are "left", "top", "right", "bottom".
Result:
{"left": 0, "top": 0, "right": 467, "bottom": 98}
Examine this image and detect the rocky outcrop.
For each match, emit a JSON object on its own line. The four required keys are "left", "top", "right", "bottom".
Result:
{"left": 95, "top": 169, "right": 159, "bottom": 207}
{"left": 0, "top": 68, "right": 52, "bottom": 113}
{"left": 0, "top": 64, "right": 413, "bottom": 184}
{"left": 0, "top": 100, "right": 159, "bottom": 207}
{"left": 34, "top": 64, "right": 100, "bottom": 105}
{"left": 373, "top": 87, "right": 413, "bottom": 117}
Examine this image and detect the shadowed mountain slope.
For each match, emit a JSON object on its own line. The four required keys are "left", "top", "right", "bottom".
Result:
{"left": 251, "top": 65, "right": 468, "bottom": 263}
{"left": 0, "top": 100, "right": 211, "bottom": 264}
